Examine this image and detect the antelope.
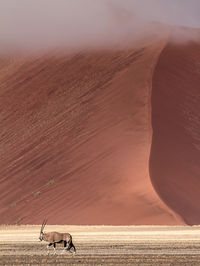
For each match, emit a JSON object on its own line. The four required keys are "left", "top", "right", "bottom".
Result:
{"left": 39, "top": 219, "right": 76, "bottom": 255}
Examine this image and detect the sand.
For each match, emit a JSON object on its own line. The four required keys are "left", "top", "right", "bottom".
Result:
{"left": 1, "top": 226, "right": 200, "bottom": 265}
{"left": 0, "top": 25, "right": 199, "bottom": 225}
{"left": 150, "top": 28, "right": 200, "bottom": 225}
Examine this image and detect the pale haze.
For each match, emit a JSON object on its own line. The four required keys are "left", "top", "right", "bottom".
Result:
{"left": 0, "top": 0, "right": 199, "bottom": 52}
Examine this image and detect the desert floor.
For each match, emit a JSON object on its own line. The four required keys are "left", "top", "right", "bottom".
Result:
{"left": 1, "top": 225, "right": 200, "bottom": 265}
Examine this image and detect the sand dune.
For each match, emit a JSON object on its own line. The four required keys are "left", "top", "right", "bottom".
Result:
{"left": 0, "top": 26, "right": 199, "bottom": 225}
{"left": 150, "top": 28, "right": 200, "bottom": 225}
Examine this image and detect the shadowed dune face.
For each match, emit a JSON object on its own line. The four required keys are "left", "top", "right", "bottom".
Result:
{"left": 150, "top": 35, "right": 200, "bottom": 225}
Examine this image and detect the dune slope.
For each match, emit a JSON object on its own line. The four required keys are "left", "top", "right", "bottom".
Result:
{"left": 0, "top": 35, "right": 183, "bottom": 225}
{"left": 150, "top": 30, "right": 200, "bottom": 225}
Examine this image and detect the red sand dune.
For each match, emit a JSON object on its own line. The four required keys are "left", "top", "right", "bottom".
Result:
{"left": 150, "top": 30, "right": 200, "bottom": 225}
{"left": 0, "top": 26, "right": 199, "bottom": 225}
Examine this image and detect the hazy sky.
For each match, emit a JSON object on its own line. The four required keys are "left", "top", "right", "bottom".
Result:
{"left": 115, "top": 0, "right": 200, "bottom": 28}
{"left": 0, "top": 0, "right": 199, "bottom": 52}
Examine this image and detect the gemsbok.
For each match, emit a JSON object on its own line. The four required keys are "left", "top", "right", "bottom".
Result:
{"left": 39, "top": 219, "right": 76, "bottom": 255}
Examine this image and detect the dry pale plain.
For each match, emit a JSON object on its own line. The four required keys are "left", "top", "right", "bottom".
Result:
{"left": 1, "top": 226, "right": 200, "bottom": 265}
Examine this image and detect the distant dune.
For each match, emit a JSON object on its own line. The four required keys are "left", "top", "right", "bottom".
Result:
{"left": 0, "top": 26, "right": 199, "bottom": 225}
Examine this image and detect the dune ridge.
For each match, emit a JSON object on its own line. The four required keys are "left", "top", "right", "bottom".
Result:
{"left": 0, "top": 27, "right": 199, "bottom": 225}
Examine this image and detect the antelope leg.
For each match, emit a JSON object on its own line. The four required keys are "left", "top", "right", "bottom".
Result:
{"left": 53, "top": 243, "right": 56, "bottom": 255}
{"left": 61, "top": 240, "right": 70, "bottom": 254}
{"left": 61, "top": 241, "right": 66, "bottom": 254}
{"left": 70, "top": 243, "right": 76, "bottom": 254}
{"left": 47, "top": 243, "right": 52, "bottom": 255}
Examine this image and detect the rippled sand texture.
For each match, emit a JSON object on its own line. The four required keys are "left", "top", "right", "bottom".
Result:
{"left": 0, "top": 25, "right": 200, "bottom": 225}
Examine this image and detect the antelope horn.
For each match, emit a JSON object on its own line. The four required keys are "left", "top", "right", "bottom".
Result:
{"left": 40, "top": 219, "right": 47, "bottom": 233}
{"left": 43, "top": 218, "right": 47, "bottom": 229}
{"left": 40, "top": 220, "right": 45, "bottom": 233}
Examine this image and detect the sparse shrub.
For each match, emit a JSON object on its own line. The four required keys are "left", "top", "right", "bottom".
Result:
{"left": 10, "top": 201, "right": 17, "bottom": 207}
{"left": 34, "top": 191, "right": 42, "bottom": 196}
{"left": 15, "top": 217, "right": 23, "bottom": 224}
{"left": 45, "top": 179, "right": 56, "bottom": 186}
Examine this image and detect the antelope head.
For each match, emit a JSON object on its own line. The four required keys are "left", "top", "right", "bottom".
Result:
{"left": 39, "top": 219, "right": 47, "bottom": 241}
